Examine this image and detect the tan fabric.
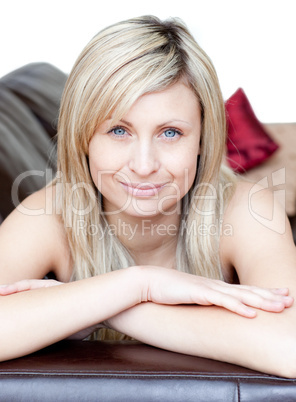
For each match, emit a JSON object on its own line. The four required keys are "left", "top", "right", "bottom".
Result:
{"left": 243, "top": 123, "right": 296, "bottom": 216}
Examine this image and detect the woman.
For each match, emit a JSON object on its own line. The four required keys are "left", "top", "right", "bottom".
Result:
{"left": 0, "top": 16, "right": 295, "bottom": 377}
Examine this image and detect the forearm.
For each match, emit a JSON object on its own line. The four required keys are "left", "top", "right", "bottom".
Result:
{"left": 107, "top": 302, "right": 296, "bottom": 378}
{"left": 1, "top": 264, "right": 294, "bottom": 365}
{"left": 0, "top": 267, "right": 142, "bottom": 361}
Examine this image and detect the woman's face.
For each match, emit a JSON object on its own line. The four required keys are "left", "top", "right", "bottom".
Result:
{"left": 89, "top": 81, "right": 201, "bottom": 218}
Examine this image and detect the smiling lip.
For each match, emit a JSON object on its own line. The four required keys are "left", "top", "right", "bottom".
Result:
{"left": 119, "top": 182, "right": 168, "bottom": 197}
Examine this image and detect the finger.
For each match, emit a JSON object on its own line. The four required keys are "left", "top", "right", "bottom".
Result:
{"left": 0, "top": 285, "right": 19, "bottom": 295}
{"left": 0, "top": 283, "right": 26, "bottom": 295}
{"left": 213, "top": 284, "right": 293, "bottom": 310}
{"left": 0, "top": 280, "right": 36, "bottom": 295}
{"left": 226, "top": 289, "right": 291, "bottom": 312}
{"left": 200, "top": 290, "right": 257, "bottom": 318}
{"left": 198, "top": 284, "right": 292, "bottom": 316}
{"left": 234, "top": 284, "right": 290, "bottom": 296}
{"left": 220, "top": 297, "right": 257, "bottom": 318}
{"left": 246, "top": 290, "right": 293, "bottom": 309}
{"left": 0, "top": 285, "right": 13, "bottom": 295}
{"left": 270, "top": 287, "right": 289, "bottom": 295}
{"left": 245, "top": 286, "right": 290, "bottom": 300}
{"left": 0, "top": 279, "right": 62, "bottom": 296}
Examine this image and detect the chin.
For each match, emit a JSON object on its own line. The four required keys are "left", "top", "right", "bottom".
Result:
{"left": 102, "top": 194, "right": 182, "bottom": 218}
{"left": 124, "top": 200, "right": 182, "bottom": 219}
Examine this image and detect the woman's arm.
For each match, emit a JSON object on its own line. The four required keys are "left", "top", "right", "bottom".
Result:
{"left": 0, "top": 185, "right": 294, "bottom": 366}
{"left": 0, "top": 189, "right": 142, "bottom": 359}
{"left": 106, "top": 298, "right": 296, "bottom": 377}
{"left": 105, "top": 183, "right": 296, "bottom": 378}
{"left": 0, "top": 267, "right": 146, "bottom": 361}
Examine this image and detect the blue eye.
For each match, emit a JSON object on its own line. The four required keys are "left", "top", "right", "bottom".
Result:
{"left": 113, "top": 127, "right": 126, "bottom": 136}
{"left": 163, "top": 129, "right": 181, "bottom": 138}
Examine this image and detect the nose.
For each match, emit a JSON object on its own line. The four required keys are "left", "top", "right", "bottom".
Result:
{"left": 128, "top": 138, "right": 160, "bottom": 177}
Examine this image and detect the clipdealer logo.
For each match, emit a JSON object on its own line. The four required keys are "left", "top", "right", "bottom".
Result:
{"left": 248, "top": 168, "right": 286, "bottom": 234}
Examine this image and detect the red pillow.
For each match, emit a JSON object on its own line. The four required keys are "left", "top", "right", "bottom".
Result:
{"left": 225, "top": 88, "right": 279, "bottom": 173}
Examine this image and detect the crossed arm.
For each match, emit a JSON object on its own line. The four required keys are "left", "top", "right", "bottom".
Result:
{"left": 0, "top": 266, "right": 294, "bottom": 377}
{"left": 103, "top": 185, "right": 296, "bottom": 377}
{"left": 0, "top": 185, "right": 295, "bottom": 377}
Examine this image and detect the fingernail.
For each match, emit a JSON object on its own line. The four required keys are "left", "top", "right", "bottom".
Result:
{"left": 245, "top": 308, "right": 256, "bottom": 316}
{"left": 273, "top": 288, "right": 288, "bottom": 293}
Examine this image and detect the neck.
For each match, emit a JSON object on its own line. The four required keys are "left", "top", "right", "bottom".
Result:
{"left": 105, "top": 211, "right": 181, "bottom": 269}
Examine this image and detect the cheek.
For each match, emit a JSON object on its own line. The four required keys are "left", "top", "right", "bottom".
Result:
{"left": 172, "top": 148, "right": 199, "bottom": 193}
{"left": 179, "top": 159, "right": 198, "bottom": 196}
{"left": 88, "top": 139, "right": 121, "bottom": 186}
{"left": 88, "top": 155, "right": 114, "bottom": 196}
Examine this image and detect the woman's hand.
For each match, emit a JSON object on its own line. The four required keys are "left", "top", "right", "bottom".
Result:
{"left": 140, "top": 266, "right": 294, "bottom": 318}
{"left": 0, "top": 267, "right": 293, "bottom": 319}
{"left": 0, "top": 279, "right": 63, "bottom": 295}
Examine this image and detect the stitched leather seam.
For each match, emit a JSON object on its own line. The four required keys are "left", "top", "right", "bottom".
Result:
{"left": 0, "top": 373, "right": 295, "bottom": 383}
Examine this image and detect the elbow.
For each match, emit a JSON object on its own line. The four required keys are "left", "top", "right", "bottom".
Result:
{"left": 276, "top": 360, "right": 296, "bottom": 379}
{"left": 278, "top": 357, "right": 296, "bottom": 379}
{"left": 271, "top": 335, "right": 296, "bottom": 378}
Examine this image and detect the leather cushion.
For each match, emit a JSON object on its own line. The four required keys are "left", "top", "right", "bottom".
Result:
{"left": 0, "top": 341, "right": 295, "bottom": 401}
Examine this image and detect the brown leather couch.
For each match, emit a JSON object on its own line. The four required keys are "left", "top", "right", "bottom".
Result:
{"left": 1, "top": 65, "right": 296, "bottom": 400}
{"left": 0, "top": 340, "right": 296, "bottom": 401}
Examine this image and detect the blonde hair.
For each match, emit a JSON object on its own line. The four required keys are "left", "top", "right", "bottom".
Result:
{"left": 57, "top": 15, "right": 237, "bottom": 301}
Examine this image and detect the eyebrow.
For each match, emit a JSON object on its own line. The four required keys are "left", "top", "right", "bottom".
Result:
{"left": 119, "top": 119, "right": 193, "bottom": 128}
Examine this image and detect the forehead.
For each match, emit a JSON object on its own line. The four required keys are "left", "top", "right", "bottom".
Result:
{"left": 115, "top": 82, "right": 200, "bottom": 124}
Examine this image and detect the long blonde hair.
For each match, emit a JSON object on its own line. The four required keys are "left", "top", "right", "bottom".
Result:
{"left": 57, "top": 15, "right": 237, "bottom": 288}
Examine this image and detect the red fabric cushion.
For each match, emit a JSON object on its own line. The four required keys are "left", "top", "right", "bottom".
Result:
{"left": 225, "top": 88, "right": 279, "bottom": 173}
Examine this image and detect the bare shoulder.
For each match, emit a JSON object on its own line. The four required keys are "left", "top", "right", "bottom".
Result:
{"left": 0, "top": 186, "right": 72, "bottom": 284}
{"left": 220, "top": 179, "right": 296, "bottom": 286}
